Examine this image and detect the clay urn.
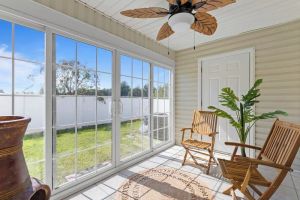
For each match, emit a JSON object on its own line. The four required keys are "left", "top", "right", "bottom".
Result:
{"left": 0, "top": 116, "right": 50, "bottom": 200}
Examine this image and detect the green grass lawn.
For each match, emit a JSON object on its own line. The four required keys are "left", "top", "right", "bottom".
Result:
{"left": 23, "top": 119, "right": 155, "bottom": 187}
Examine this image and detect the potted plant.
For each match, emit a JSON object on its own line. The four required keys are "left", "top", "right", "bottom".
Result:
{"left": 208, "top": 79, "right": 287, "bottom": 157}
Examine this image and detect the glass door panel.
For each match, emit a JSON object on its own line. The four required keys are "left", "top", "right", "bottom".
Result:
{"left": 152, "top": 66, "right": 171, "bottom": 147}
{"left": 120, "top": 55, "right": 151, "bottom": 160}
{"left": 0, "top": 19, "right": 46, "bottom": 182}
{"left": 53, "top": 35, "right": 113, "bottom": 188}
{"left": 96, "top": 48, "right": 113, "bottom": 168}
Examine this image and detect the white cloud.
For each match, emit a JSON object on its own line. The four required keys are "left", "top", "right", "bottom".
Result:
{"left": 0, "top": 44, "right": 12, "bottom": 57}
{"left": 0, "top": 46, "right": 44, "bottom": 94}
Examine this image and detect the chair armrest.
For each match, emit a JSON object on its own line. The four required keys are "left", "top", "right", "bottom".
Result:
{"left": 240, "top": 157, "right": 292, "bottom": 171}
{"left": 208, "top": 132, "right": 218, "bottom": 137}
{"left": 181, "top": 128, "right": 192, "bottom": 132}
{"left": 225, "top": 142, "right": 262, "bottom": 150}
{"left": 181, "top": 128, "right": 192, "bottom": 142}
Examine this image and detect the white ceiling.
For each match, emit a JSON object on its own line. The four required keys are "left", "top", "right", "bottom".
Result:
{"left": 79, "top": 0, "right": 300, "bottom": 51}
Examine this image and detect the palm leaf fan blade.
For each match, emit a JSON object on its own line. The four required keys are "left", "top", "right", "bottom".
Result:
{"left": 191, "top": 12, "right": 217, "bottom": 35}
{"left": 156, "top": 22, "right": 174, "bottom": 41}
{"left": 167, "top": 0, "right": 177, "bottom": 5}
{"left": 121, "top": 7, "right": 169, "bottom": 18}
{"left": 168, "top": 0, "right": 189, "bottom": 5}
{"left": 181, "top": 0, "right": 189, "bottom": 5}
{"left": 194, "top": 0, "right": 236, "bottom": 12}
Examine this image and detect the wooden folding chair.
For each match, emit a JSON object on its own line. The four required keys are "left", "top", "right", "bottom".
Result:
{"left": 218, "top": 119, "right": 300, "bottom": 200}
{"left": 181, "top": 110, "right": 218, "bottom": 174}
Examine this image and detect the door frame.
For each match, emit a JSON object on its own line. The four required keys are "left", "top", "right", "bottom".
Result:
{"left": 197, "top": 48, "right": 256, "bottom": 157}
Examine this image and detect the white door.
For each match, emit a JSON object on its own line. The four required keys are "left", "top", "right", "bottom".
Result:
{"left": 200, "top": 51, "right": 251, "bottom": 154}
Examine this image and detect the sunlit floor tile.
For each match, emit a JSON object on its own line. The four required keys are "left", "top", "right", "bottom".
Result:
{"left": 138, "top": 160, "right": 161, "bottom": 169}
{"left": 104, "top": 191, "right": 135, "bottom": 200}
{"left": 102, "top": 174, "right": 129, "bottom": 190}
{"left": 147, "top": 155, "right": 169, "bottom": 164}
{"left": 82, "top": 184, "right": 115, "bottom": 200}
{"left": 67, "top": 194, "right": 90, "bottom": 200}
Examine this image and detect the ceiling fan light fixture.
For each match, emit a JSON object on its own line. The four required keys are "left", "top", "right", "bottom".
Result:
{"left": 121, "top": 0, "right": 236, "bottom": 41}
{"left": 168, "top": 12, "right": 194, "bottom": 33}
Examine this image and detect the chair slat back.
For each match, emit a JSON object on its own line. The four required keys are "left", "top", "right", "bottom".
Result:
{"left": 192, "top": 110, "right": 217, "bottom": 136}
{"left": 260, "top": 120, "right": 300, "bottom": 167}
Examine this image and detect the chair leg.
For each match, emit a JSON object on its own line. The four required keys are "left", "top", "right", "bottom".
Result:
{"left": 206, "top": 153, "right": 212, "bottom": 174}
{"left": 249, "top": 184, "right": 262, "bottom": 196}
{"left": 223, "top": 185, "right": 234, "bottom": 195}
{"left": 212, "top": 153, "right": 218, "bottom": 165}
{"left": 231, "top": 188, "right": 238, "bottom": 200}
{"left": 206, "top": 149, "right": 213, "bottom": 174}
{"left": 182, "top": 149, "right": 188, "bottom": 166}
{"left": 228, "top": 181, "right": 255, "bottom": 200}
{"left": 242, "top": 188, "right": 255, "bottom": 200}
{"left": 208, "top": 148, "right": 217, "bottom": 164}
{"left": 206, "top": 148, "right": 217, "bottom": 174}
{"left": 188, "top": 150, "right": 199, "bottom": 165}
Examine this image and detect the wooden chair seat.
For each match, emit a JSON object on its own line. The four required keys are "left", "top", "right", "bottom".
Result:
{"left": 182, "top": 139, "right": 211, "bottom": 149}
{"left": 219, "top": 159, "right": 271, "bottom": 187}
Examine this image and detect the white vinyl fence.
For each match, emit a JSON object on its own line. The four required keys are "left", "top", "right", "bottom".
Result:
{"left": 0, "top": 94, "right": 169, "bottom": 134}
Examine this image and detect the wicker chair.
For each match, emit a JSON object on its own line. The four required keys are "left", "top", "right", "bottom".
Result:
{"left": 181, "top": 110, "right": 218, "bottom": 174}
{"left": 218, "top": 119, "right": 300, "bottom": 200}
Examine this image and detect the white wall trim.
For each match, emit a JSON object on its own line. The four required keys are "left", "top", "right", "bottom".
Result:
{"left": 198, "top": 48, "right": 256, "bottom": 63}
{"left": 0, "top": 0, "right": 175, "bottom": 68}
{"left": 197, "top": 48, "right": 256, "bottom": 156}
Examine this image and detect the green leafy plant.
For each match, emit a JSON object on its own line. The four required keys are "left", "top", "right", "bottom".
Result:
{"left": 208, "top": 79, "right": 287, "bottom": 157}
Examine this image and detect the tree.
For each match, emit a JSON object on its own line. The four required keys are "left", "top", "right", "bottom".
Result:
{"left": 157, "top": 84, "right": 166, "bottom": 98}
{"left": 143, "top": 84, "right": 148, "bottom": 97}
{"left": 97, "top": 88, "right": 111, "bottom": 96}
{"left": 56, "top": 60, "right": 106, "bottom": 102}
{"left": 56, "top": 60, "right": 92, "bottom": 95}
{"left": 121, "top": 81, "right": 131, "bottom": 96}
{"left": 132, "top": 87, "right": 141, "bottom": 97}
{"left": 23, "top": 65, "right": 44, "bottom": 95}
{"left": 208, "top": 79, "right": 287, "bottom": 157}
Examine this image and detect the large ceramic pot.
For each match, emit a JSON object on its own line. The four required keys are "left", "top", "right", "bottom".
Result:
{"left": 0, "top": 116, "right": 51, "bottom": 200}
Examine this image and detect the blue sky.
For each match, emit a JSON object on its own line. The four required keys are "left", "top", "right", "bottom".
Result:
{"left": 0, "top": 18, "right": 170, "bottom": 95}
{"left": 0, "top": 19, "right": 45, "bottom": 94}
{"left": 56, "top": 35, "right": 113, "bottom": 74}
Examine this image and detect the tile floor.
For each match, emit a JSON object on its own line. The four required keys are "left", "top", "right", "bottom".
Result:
{"left": 66, "top": 145, "right": 300, "bottom": 200}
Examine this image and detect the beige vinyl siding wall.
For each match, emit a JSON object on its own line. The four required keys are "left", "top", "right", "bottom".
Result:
{"left": 175, "top": 20, "right": 300, "bottom": 172}
{"left": 33, "top": 0, "right": 175, "bottom": 59}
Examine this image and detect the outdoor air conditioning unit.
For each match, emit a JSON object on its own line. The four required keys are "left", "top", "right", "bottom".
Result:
{"left": 153, "top": 113, "right": 168, "bottom": 141}
{"left": 140, "top": 113, "right": 169, "bottom": 141}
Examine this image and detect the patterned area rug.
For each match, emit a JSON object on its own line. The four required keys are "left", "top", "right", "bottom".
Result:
{"left": 116, "top": 167, "right": 212, "bottom": 200}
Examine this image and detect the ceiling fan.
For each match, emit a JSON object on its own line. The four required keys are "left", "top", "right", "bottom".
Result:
{"left": 121, "top": 0, "right": 236, "bottom": 41}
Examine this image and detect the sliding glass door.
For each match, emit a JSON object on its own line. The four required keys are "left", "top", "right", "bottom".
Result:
{"left": 0, "top": 16, "right": 173, "bottom": 192}
{"left": 52, "top": 40, "right": 173, "bottom": 188}
{"left": 53, "top": 42, "right": 172, "bottom": 187}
